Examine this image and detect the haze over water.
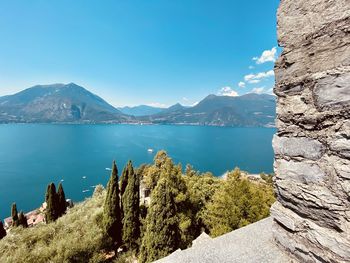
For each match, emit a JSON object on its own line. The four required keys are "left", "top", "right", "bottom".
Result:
{"left": 0, "top": 124, "right": 275, "bottom": 219}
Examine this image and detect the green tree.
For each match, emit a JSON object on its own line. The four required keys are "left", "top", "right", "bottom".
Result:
{"left": 0, "top": 221, "right": 6, "bottom": 239}
{"left": 57, "top": 182, "right": 67, "bottom": 217}
{"left": 11, "top": 203, "right": 19, "bottom": 227}
{"left": 18, "top": 211, "right": 28, "bottom": 228}
{"left": 122, "top": 160, "right": 140, "bottom": 251}
{"left": 139, "top": 177, "right": 180, "bottom": 263}
{"left": 260, "top": 173, "right": 273, "bottom": 185}
{"left": 45, "top": 183, "right": 59, "bottom": 223}
{"left": 120, "top": 163, "right": 129, "bottom": 221}
{"left": 185, "top": 164, "right": 198, "bottom": 177}
{"left": 204, "top": 168, "right": 275, "bottom": 237}
{"left": 142, "top": 151, "right": 169, "bottom": 191}
{"left": 103, "top": 160, "right": 122, "bottom": 248}
{"left": 184, "top": 171, "right": 219, "bottom": 235}
{"left": 139, "top": 151, "right": 194, "bottom": 248}
{"left": 120, "top": 166, "right": 129, "bottom": 198}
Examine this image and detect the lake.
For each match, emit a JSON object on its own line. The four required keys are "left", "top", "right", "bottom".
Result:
{"left": 0, "top": 124, "right": 275, "bottom": 220}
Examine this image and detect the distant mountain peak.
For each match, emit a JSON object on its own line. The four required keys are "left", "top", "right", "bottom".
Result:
{"left": 166, "top": 103, "right": 185, "bottom": 111}
{"left": 64, "top": 82, "right": 83, "bottom": 88}
{"left": 171, "top": 102, "right": 183, "bottom": 107}
{"left": 0, "top": 83, "right": 130, "bottom": 123}
{"left": 205, "top": 94, "right": 217, "bottom": 99}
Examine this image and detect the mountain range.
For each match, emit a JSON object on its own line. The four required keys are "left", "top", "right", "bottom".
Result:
{"left": 139, "top": 93, "right": 276, "bottom": 127}
{"left": 0, "top": 83, "right": 276, "bottom": 127}
{"left": 117, "top": 105, "right": 164, "bottom": 116}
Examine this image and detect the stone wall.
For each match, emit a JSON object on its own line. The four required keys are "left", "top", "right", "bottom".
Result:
{"left": 271, "top": 0, "right": 350, "bottom": 262}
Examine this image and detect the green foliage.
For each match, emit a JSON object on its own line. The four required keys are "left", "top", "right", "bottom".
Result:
{"left": 139, "top": 177, "right": 180, "bottom": 263}
{"left": 0, "top": 191, "right": 107, "bottom": 263}
{"left": 260, "top": 173, "right": 274, "bottom": 185}
{"left": 184, "top": 170, "right": 219, "bottom": 234}
{"left": 122, "top": 161, "right": 140, "bottom": 252}
{"left": 11, "top": 203, "right": 19, "bottom": 227}
{"left": 57, "top": 183, "right": 67, "bottom": 217}
{"left": 203, "top": 168, "right": 275, "bottom": 237}
{"left": 0, "top": 221, "right": 6, "bottom": 239}
{"left": 120, "top": 166, "right": 129, "bottom": 198}
{"left": 103, "top": 161, "right": 122, "bottom": 248}
{"left": 139, "top": 153, "right": 199, "bottom": 262}
{"left": 45, "top": 183, "right": 59, "bottom": 223}
{"left": 185, "top": 164, "right": 198, "bottom": 177}
{"left": 142, "top": 150, "right": 169, "bottom": 191}
{"left": 18, "top": 211, "right": 28, "bottom": 228}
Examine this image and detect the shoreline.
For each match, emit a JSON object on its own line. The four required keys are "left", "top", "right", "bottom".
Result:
{"left": 0, "top": 121, "right": 276, "bottom": 128}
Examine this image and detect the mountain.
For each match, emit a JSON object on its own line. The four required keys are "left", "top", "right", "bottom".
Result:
{"left": 0, "top": 84, "right": 276, "bottom": 126}
{"left": 140, "top": 93, "right": 276, "bottom": 127}
{"left": 118, "top": 103, "right": 188, "bottom": 117}
{"left": 117, "top": 105, "right": 164, "bottom": 116}
{"left": 159, "top": 103, "right": 187, "bottom": 114}
{"left": 0, "top": 83, "right": 131, "bottom": 123}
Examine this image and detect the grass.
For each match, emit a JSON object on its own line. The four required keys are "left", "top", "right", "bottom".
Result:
{"left": 0, "top": 186, "right": 107, "bottom": 263}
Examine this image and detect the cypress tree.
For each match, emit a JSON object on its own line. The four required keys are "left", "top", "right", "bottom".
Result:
{"left": 11, "top": 203, "right": 19, "bottom": 227}
{"left": 0, "top": 221, "right": 6, "bottom": 239}
{"left": 120, "top": 164, "right": 129, "bottom": 221}
{"left": 139, "top": 177, "right": 180, "bottom": 263}
{"left": 120, "top": 165, "right": 129, "bottom": 198}
{"left": 103, "top": 160, "right": 122, "bottom": 248}
{"left": 45, "top": 183, "right": 59, "bottom": 223}
{"left": 57, "top": 182, "right": 67, "bottom": 217}
{"left": 18, "top": 211, "right": 28, "bottom": 228}
{"left": 122, "top": 161, "right": 140, "bottom": 251}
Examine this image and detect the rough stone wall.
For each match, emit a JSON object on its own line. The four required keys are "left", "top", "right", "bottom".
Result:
{"left": 271, "top": 0, "right": 350, "bottom": 262}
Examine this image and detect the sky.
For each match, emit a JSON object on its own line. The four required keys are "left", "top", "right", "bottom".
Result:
{"left": 0, "top": 0, "right": 280, "bottom": 107}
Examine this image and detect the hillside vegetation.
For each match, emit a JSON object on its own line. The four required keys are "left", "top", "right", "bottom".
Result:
{"left": 0, "top": 151, "right": 275, "bottom": 262}
{"left": 0, "top": 186, "right": 106, "bottom": 262}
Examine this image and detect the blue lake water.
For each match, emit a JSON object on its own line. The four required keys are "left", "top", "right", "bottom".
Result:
{"left": 0, "top": 124, "right": 275, "bottom": 220}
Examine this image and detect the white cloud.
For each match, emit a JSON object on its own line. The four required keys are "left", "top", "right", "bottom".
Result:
{"left": 244, "top": 70, "right": 274, "bottom": 83}
{"left": 238, "top": 81, "right": 246, "bottom": 88}
{"left": 182, "top": 97, "right": 189, "bottom": 102}
{"left": 248, "top": 65, "right": 254, "bottom": 70}
{"left": 253, "top": 47, "right": 277, "bottom": 64}
{"left": 146, "top": 102, "right": 168, "bottom": 108}
{"left": 250, "top": 87, "right": 265, "bottom": 94}
{"left": 218, "top": 86, "right": 239, "bottom": 97}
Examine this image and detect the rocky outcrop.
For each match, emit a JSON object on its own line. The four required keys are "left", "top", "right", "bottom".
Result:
{"left": 272, "top": 0, "right": 350, "bottom": 262}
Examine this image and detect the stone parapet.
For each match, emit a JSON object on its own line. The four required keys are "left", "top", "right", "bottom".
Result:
{"left": 273, "top": 0, "right": 350, "bottom": 262}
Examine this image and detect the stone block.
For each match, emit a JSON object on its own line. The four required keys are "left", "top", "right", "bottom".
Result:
{"left": 273, "top": 135, "right": 325, "bottom": 160}
{"left": 314, "top": 72, "right": 350, "bottom": 111}
{"left": 277, "top": 0, "right": 350, "bottom": 46}
{"left": 274, "top": 159, "right": 325, "bottom": 184}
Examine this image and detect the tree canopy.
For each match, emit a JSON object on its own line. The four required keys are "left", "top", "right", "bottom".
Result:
{"left": 11, "top": 203, "right": 19, "bottom": 227}
{"left": 0, "top": 221, "right": 6, "bottom": 239}
{"left": 45, "top": 183, "right": 59, "bottom": 223}
{"left": 121, "top": 161, "right": 141, "bottom": 252}
{"left": 103, "top": 160, "right": 122, "bottom": 248}
{"left": 57, "top": 183, "right": 67, "bottom": 217}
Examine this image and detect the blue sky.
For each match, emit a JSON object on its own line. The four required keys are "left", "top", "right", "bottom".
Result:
{"left": 0, "top": 0, "right": 279, "bottom": 107}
